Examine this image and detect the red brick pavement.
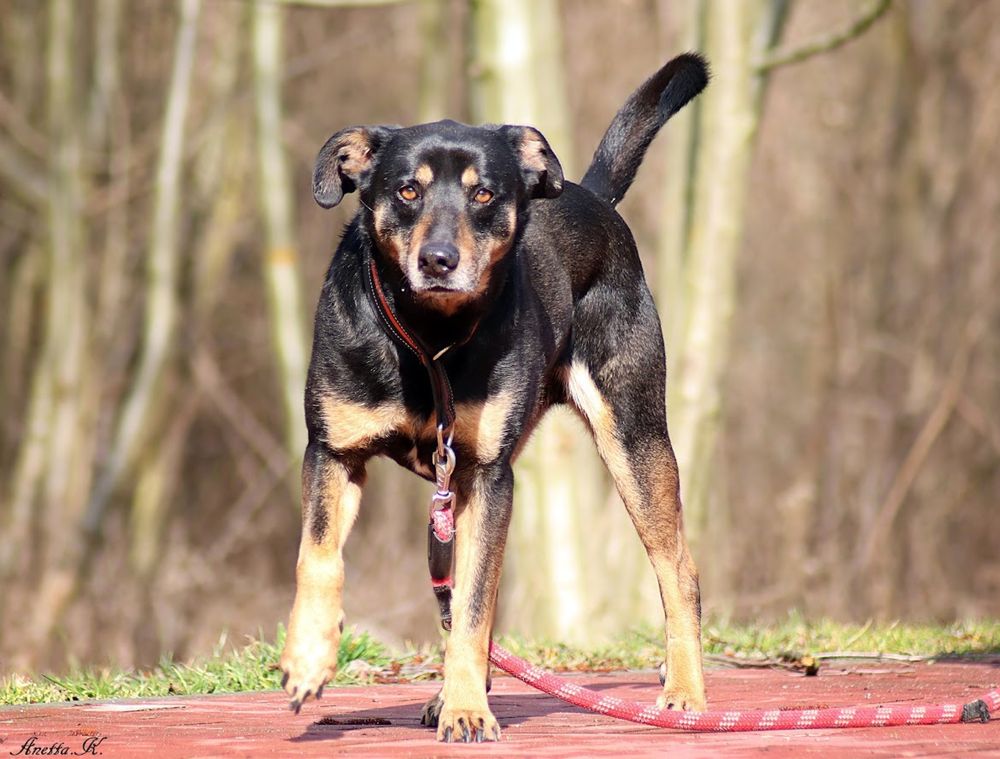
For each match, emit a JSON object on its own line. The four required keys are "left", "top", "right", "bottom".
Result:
{"left": 1, "top": 663, "right": 997, "bottom": 757}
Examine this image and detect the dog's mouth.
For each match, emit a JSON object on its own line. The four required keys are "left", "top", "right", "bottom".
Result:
{"left": 410, "top": 278, "right": 467, "bottom": 294}
{"left": 408, "top": 268, "right": 478, "bottom": 295}
{"left": 407, "top": 275, "right": 483, "bottom": 316}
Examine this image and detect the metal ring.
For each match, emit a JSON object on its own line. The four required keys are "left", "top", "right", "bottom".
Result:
{"left": 435, "top": 445, "right": 456, "bottom": 477}
{"left": 435, "top": 423, "right": 455, "bottom": 457}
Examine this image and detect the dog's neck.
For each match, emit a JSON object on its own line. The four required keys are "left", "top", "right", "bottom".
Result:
{"left": 367, "top": 249, "right": 514, "bottom": 357}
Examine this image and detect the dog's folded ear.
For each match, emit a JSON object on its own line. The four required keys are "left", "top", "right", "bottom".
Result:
{"left": 313, "top": 125, "right": 396, "bottom": 209}
{"left": 501, "top": 126, "right": 564, "bottom": 200}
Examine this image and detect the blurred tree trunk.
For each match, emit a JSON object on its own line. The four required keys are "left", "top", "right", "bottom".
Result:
{"left": 657, "top": 0, "right": 706, "bottom": 351}
{"left": 664, "top": 0, "right": 788, "bottom": 604}
{"left": 22, "top": 0, "right": 93, "bottom": 667}
{"left": 418, "top": 0, "right": 451, "bottom": 122}
{"left": 85, "top": 0, "right": 201, "bottom": 531}
{"left": 127, "top": 1, "right": 249, "bottom": 665}
{"left": 468, "top": 0, "right": 655, "bottom": 642}
{"left": 36, "top": 0, "right": 203, "bottom": 664}
{"left": 657, "top": 0, "right": 888, "bottom": 608}
{"left": 253, "top": 0, "right": 309, "bottom": 479}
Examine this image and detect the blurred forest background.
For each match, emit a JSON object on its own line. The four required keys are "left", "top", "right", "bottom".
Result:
{"left": 1, "top": 0, "right": 999, "bottom": 674}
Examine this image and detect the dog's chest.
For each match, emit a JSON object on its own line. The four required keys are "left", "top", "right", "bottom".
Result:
{"left": 319, "top": 391, "right": 516, "bottom": 468}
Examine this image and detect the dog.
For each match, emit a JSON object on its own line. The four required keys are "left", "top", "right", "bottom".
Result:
{"left": 279, "top": 52, "right": 710, "bottom": 743}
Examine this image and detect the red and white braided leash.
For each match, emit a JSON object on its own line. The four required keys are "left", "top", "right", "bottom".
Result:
{"left": 385, "top": 280, "right": 997, "bottom": 734}
{"left": 487, "top": 642, "right": 998, "bottom": 731}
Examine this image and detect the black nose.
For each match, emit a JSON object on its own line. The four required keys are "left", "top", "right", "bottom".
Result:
{"left": 418, "top": 242, "right": 460, "bottom": 277}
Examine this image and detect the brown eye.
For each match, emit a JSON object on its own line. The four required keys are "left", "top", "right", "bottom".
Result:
{"left": 473, "top": 188, "right": 494, "bottom": 204}
{"left": 398, "top": 185, "right": 419, "bottom": 202}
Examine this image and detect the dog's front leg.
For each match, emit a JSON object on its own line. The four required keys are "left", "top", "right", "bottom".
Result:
{"left": 436, "top": 463, "right": 513, "bottom": 743}
{"left": 280, "top": 442, "right": 364, "bottom": 713}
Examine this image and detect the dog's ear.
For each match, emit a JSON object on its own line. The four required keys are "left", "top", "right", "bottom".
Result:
{"left": 501, "top": 126, "right": 564, "bottom": 200}
{"left": 313, "top": 126, "right": 395, "bottom": 209}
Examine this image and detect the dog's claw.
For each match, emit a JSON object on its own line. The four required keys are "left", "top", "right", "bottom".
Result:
{"left": 279, "top": 636, "right": 338, "bottom": 717}
{"left": 657, "top": 687, "right": 706, "bottom": 712}
{"left": 289, "top": 688, "right": 312, "bottom": 715}
{"left": 420, "top": 690, "right": 443, "bottom": 727}
{"left": 436, "top": 707, "right": 500, "bottom": 742}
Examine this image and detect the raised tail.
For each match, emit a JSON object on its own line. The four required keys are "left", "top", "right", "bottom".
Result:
{"left": 581, "top": 52, "right": 709, "bottom": 207}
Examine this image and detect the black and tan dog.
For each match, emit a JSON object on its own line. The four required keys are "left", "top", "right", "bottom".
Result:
{"left": 280, "top": 53, "right": 709, "bottom": 742}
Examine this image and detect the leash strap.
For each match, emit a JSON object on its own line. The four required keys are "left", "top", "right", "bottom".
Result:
{"left": 488, "top": 641, "right": 998, "bottom": 731}
{"left": 367, "top": 259, "right": 458, "bottom": 432}
{"left": 366, "top": 257, "right": 458, "bottom": 629}
{"left": 367, "top": 257, "right": 996, "bottom": 733}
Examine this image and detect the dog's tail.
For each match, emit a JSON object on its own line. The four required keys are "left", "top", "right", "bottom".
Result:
{"left": 581, "top": 53, "right": 709, "bottom": 207}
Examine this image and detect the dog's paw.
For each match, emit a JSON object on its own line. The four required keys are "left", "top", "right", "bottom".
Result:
{"left": 436, "top": 705, "right": 501, "bottom": 743}
{"left": 420, "top": 689, "right": 443, "bottom": 727}
{"left": 279, "top": 633, "right": 339, "bottom": 714}
{"left": 656, "top": 682, "right": 706, "bottom": 712}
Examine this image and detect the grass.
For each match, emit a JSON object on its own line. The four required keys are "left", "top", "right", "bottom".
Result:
{"left": 496, "top": 615, "right": 1000, "bottom": 672}
{"left": 3, "top": 615, "right": 998, "bottom": 706}
{"left": 0, "top": 626, "right": 388, "bottom": 707}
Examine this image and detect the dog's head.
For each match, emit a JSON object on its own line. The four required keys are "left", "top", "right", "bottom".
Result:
{"left": 313, "top": 120, "right": 563, "bottom": 312}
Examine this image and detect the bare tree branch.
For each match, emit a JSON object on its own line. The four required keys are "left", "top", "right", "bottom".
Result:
{"left": 753, "top": 0, "right": 892, "bottom": 74}
{"left": 0, "top": 136, "right": 47, "bottom": 206}
{"left": 267, "top": 0, "right": 406, "bottom": 6}
{"left": 192, "top": 348, "right": 291, "bottom": 480}
{"left": 857, "top": 317, "right": 984, "bottom": 571}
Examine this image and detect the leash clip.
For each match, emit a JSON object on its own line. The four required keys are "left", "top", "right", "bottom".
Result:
{"left": 428, "top": 424, "right": 457, "bottom": 630}
{"left": 433, "top": 424, "right": 456, "bottom": 494}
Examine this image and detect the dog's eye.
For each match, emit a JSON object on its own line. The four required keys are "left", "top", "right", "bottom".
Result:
{"left": 473, "top": 188, "right": 494, "bottom": 204}
{"left": 398, "top": 185, "right": 419, "bottom": 202}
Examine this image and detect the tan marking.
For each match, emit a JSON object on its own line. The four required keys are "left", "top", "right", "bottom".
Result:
{"left": 281, "top": 460, "right": 363, "bottom": 705}
{"left": 404, "top": 212, "right": 433, "bottom": 273}
{"left": 372, "top": 200, "right": 410, "bottom": 268}
{"left": 437, "top": 481, "right": 499, "bottom": 740}
{"left": 457, "top": 393, "right": 513, "bottom": 463}
{"left": 566, "top": 360, "right": 705, "bottom": 711}
{"left": 455, "top": 215, "right": 477, "bottom": 262}
{"left": 487, "top": 207, "right": 517, "bottom": 265}
{"left": 415, "top": 163, "right": 434, "bottom": 187}
{"left": 320, "top": 395, "right": 407, "bottom": 450}
{"left": 410, "top": 393, "right": 513, "bottom": 464}
{"left": 338, "top": 129, "right": 374, "bottom": 177}
{"left": 461, "top": 166, "right": 480, "bottom": 188}
{"left": 372, "top": 201, "right": 391, "bottom": 239}
{"left": 518, "top": 128, "right": 549, "bottom": 173}
{"left": 566, "top": 361, "right": 642, "bottom": 507}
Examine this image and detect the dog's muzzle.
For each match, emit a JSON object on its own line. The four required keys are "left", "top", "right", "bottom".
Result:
{"left": 418, "top": 241, "right": 460, "bottom": 279}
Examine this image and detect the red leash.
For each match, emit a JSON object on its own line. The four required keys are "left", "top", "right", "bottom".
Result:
{"left": 488, "top": 641, "right": 997, "bottom": 731}
{"left": 365, "top": 254, "right": 997, "bottom": 732}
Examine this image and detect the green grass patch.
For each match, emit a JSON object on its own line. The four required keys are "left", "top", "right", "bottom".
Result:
{"left": 4, "top": 616, "right": 998, "bottom": 706}
{"left": 496, "top": 614, "right": 1000, "bottom": 672}
{"left": 0, "top": 626, "right": 387, "bottom": 707}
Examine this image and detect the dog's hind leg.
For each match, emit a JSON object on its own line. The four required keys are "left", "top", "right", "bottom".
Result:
{"left": 280, "top": 443, "right": 365, "bottom": 713}
{"left": 566, "top": 352, "right": 706, "bottom": 711}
